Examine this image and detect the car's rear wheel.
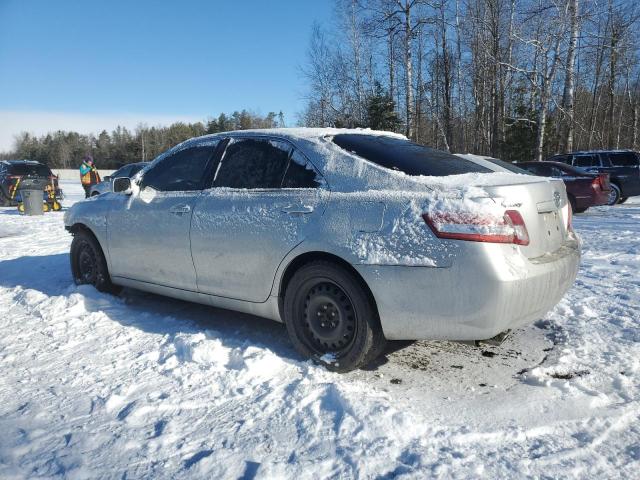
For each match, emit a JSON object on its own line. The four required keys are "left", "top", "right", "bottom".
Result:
{"left": 70, "top": 230, "right": 121, "bottom": 294}
{"left": 619, "top": 197, "right": 629, "bottom": 204}
{"left": 283, "top": 260, "right": 385, "bottom": 372}
{"left": 607, "top": 184, "right": 621, "bottom": 206}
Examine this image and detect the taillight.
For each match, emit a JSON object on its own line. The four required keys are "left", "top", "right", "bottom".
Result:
{"left": 591, "top": 177, "right": 601, "bottom": 190}
{"left": 422, "top": 209, "right": 530, "bottom": 246}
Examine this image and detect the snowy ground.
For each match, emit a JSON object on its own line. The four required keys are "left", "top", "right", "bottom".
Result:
{"left": 0, "top": 181, "right": 638, "bottom": 479}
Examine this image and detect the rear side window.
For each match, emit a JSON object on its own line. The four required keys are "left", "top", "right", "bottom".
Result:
{"left": 141, "top": 144, "right": 218, "bottom": 192}
{"left": 8, "top": 163, "right": 52, "bottom": 176}
{"left": 214, "top": 138, "right": 291, "bottom": 189}
{"left": 573, "top": 155, "right": 599, "bottom": 167}
{"left": 608, "top": 152, "right": 638, "bottom": 167}
{"left": 282, "top": 150, "right": 323, "bottom": 188}
{"left": 332, "top": 134, "right": 489, "bottom": 176}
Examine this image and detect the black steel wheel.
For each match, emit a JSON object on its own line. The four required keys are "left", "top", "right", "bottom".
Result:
{"left": 70, "top": 229, "right": 121, "bottom": 294}
{"left": 283, "top": 260, "right": 385, "bottom": 372}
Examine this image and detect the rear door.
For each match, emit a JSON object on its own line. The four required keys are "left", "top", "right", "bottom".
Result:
{"left": 107, "top": 142, "right": 219, "bottom": 290}
{"left": 605, "top": 152, "right": 640, "bottom": 196}
{"left": 190, "top": 137, "right": 327, "bottom": 302}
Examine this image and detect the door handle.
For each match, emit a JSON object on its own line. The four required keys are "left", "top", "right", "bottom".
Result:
{"left": 282, "top": 204, "right": 314, "bottom": 215}
{"left": 169, "top": 204, "right": 191, "bottom": 215}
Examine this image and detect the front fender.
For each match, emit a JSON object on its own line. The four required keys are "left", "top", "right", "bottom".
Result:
{"left": 64, "top": 197, "right": 111, "bottom": 266}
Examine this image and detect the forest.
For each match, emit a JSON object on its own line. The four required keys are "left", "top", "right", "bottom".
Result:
{"left": 2, "top": 0, "right": 639, "bottom": 167}
{"left": 0, "top": 111, "right": 284, "bottom": 169}
{"left": 301, "top": 0, "right": 640, "bottom": 161}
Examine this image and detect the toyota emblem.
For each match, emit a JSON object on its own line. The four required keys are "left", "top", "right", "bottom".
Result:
{"left": 553, "top": 191, "right": 561, "bottom": 208}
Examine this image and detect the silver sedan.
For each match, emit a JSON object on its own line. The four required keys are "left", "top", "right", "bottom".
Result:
{"left": 65, "top": 129, "right": 580, "bottom": 372}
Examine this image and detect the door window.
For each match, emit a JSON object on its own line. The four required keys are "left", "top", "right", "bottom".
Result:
{"left": 141, "top": 143, "right": 218, "bottom": 192}
{"left": 213, "top": 138, "right": 291, "bottom": 189}
{"left": 282, "top": 150, "right": 323, "bottom": 188}
{"left": 608, "top": 152, "right": 638, "bottom": 167}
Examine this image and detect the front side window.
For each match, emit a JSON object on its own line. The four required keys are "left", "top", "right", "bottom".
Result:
{"left": 213, "top": 138, "right": 291, "bottom": 189}
{"left": 141, "top": 143, "right": 218, "bottom": 192}
{"left": 573, "top": 155, "right": 599, "bottom": 168}
{"left": 608, "top": 152, "right": 638, "bottom": 167}
{"left": 113, "top": 165, "right": 133, "bottom": 178}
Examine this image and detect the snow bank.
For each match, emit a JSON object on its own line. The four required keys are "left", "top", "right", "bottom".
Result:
{"left": 1, "top": 181, "right": 639, "bottom": 478}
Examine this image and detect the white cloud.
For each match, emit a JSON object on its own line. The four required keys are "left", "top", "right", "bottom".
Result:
{"left": 0, "top": 110, "right": 204, "bottom": 152}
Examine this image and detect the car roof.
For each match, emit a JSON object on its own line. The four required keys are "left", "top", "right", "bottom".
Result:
{"left": 557, "top": 149, "right": 636, "bottom": 155}
{"left": 1, "top": 159, "right": 43, "bottom": 165}
{"left": 520, "top": 161, "right": 568, "bottom": 167}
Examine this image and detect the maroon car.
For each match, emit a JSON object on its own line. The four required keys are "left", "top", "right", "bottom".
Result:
{"left": 518, "top": 161, "right": 610, "bottom": 213}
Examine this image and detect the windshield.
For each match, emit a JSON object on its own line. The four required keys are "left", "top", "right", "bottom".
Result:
{"left": 8, "top": 163, "right": 52, "bottom": 176}
{"left": 332, "top": 134, "right": 490, "bottom": 177}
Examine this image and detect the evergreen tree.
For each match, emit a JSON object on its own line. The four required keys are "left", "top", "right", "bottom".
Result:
{"left": 366, "top": 82, "right": 401, "bottom": 132}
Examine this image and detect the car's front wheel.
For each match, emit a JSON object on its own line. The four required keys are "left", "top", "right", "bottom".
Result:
{"left": 283, "top": 260, "right": 385, "bottom": 372}
{"left": 70, "top": 229, "right": 121, "bottom": 294}
{"left": 607, "top": 184, "right": 621, "bottom": 206}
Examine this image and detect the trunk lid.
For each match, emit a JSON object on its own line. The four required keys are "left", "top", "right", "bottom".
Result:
{"left": 480, "top": 177, "right": 570, "bottom": 259}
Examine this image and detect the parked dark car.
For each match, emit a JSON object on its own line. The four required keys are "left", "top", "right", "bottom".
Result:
{"left": 518, "top": 161, "right": 610, "bottom": 213}
{"left": 547, "top": 150, "right": 640, "bottom": 205}
{"left": 0, "top": 160, "right": 63, "bottom": 206}
{"left": 89, "top": 162, "right": 149, "bottom": 196}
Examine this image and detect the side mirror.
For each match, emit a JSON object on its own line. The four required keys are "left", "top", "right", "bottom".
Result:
{"left": 104, "top": 175, "right": 112, "bottom": 182}
{"left": 113, "top": 177, "right": 132, "bottom": 195}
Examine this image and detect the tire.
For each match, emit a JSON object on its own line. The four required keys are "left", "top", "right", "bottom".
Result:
{"left": 607, "top": 184, "right": 621, "bottom": 206}
{"left": 70, "top": 230, "right": 121, "bottom": 294}
{"left": 619, "top": 197, "right": 629, "bottom": 204}
{"left": 574, "top": 207, "right": 588, "bottom": 214}
{"left": 283, "top": 260, "right": 385, "bottom": 372}
{"left": 91, "top": 191, "right": 100, "bottom": 197}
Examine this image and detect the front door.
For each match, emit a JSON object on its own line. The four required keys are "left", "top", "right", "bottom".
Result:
{"left": 108, "top": 142, "right": 219, "bottom": 291}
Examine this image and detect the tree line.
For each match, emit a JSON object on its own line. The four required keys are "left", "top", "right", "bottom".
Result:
{"left": 300, "top": 0, "right": 640, "bottom": 161}
{"left": 1, "top": 110, "right": 285, "bottom": 169}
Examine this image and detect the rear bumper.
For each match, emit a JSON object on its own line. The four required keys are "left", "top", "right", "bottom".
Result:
{"left": 575, "top": 190, "right": 608, "bottom": 208}
{"left": 355, "top": 236, "right": 581, "bottom": 341}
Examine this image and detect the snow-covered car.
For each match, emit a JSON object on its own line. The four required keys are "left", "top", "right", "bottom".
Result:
{"left": 64, "top": 129, "right": 580, "bottom": 371}
{"left": 89, "top": 162, "right": 149, "bottom": 196}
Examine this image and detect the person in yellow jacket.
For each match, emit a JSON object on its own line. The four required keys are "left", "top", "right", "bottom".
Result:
{"left": 79, "top": 155, "right": 101, "bottom": 198}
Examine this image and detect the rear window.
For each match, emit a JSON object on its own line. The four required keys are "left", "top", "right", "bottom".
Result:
{"left": 483, "top": 157, "right": 531, "bottom": 174}
{"left": 8, "top": 163, "right": 52, "bottom": 176}
{"left": 608, "top": 152, "right": 638, "bottom": 167}
{"left": 332, "top": 134, "right": 490, "bottom": 176}
{"left": 554, "top": 163, "right": 592, "bottom": 176}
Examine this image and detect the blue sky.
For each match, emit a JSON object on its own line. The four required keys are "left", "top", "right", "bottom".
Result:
{"left": 0, "top": 0, "right": 333, "bottom": 149}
